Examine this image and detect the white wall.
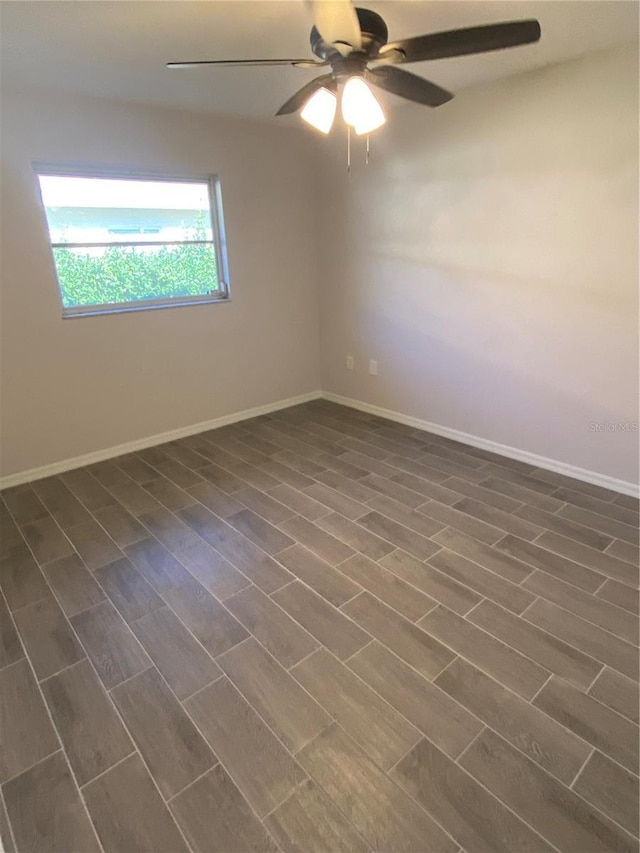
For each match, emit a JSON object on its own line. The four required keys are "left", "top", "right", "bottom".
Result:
{"left": 317, "top": 46, "right": 639, "bottom": 485}
{"left": 0, "top": 91, "right": 321, "bottom": 478}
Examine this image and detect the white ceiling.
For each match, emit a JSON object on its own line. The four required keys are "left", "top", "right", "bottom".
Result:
{"left": 1, "top": 1, "right": 637, "bottom": 121}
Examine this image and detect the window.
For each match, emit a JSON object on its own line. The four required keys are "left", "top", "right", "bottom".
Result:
{"left": 35, "top": 167, "right": 230, "bottom": 317}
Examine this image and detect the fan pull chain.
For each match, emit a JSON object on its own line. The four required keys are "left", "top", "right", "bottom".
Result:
{"left": 366, "top": 134, "right": 370, "bottom": 165}
{"left": 347, "top": 125, "right": 351, "bottom": 174}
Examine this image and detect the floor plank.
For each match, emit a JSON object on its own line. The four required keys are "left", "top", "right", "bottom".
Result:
{"left": 124, "top": 536, "right": 192, "bottom": 594}
{"left": 234, "top": 485, "right": 296, "bottom": 524}
{"left": 302, "top": 481, "right": 369, "bottom": 519}
{"left": 111, "top": 666, "right": 216, "bottom": 798}
{"left": 0, "top": 591, "right": 24, "bottom": 669}
{"left": 20, "top": 515, "right": 74, "bottom": 565}
{"left": 572, "top": 750, "right": 639, "bottom": 837}
{"left": 89, "top": 463, "right": 162, "bottom": 517}
{"left": 185, "top": 677, "right": 306, "bottom": 817}
{"left": 467, "top": 598, "right": 603, "bottom": 690}
{"left": 95, "top": 557, "right": 165, "bottom": 624}
{"left": 131, "top": 606, "right": 222, "bottom": 700}
{"left": 2, "top": 486, "right": 50, "bottom": 526}
{"left": 417, "top": 500, "right": 503, "bottom": 545}
{"left": 42, "top": 553, "right": 106, "bottom": 617}
{"left": 393, "top": 737, "right": 555, "bottom": 853}
{"left": 338, "top": 553, "right": 435, "bottom": 621}
{"left": 178, "top": 503, "right": 292, "bottom": 593}
{"left": 225, "top": 584, "right": 319, "bottom": 667}
{"left": 14, "top": 596, "right": 85, "bottom": 679}
{"left": 273, "top": 581, "right": 371, "bottom": 661}
{"left": 31, "top": 477, "right": 93, "bottom": 530}
{"left": 524, "top": 597, "right": 639, "bottom": 681}
{"left": 187, "top": 481, "right": 244, "bottom": 517}
{"left": 428, "top": 548, "right": 534, "bottom": 614}
{"left": 83, "top": 753, "right": 189, "bottom": 853}
{"left": 163, "top": 577, "right": 248, "bottom": 658}
{"left": 459, "top": 728, "right": 637, "bottom": 853}
{"left": 297, "top": 724, "right": 457, "bottom": 853}
{"left": 533, "top": 676, "right": 639, "bottom": 773}
{"left": 61, "top": 468, "right": 117, "bottom": 511}
{"left": 292, "top": 647, "right": 419, "bottom": 769}
{"left": 514, "top": 505, "right": 613, "bottom": 551}
{"left": 435, "top": 656, "right": 591, "bottom": 784}
{"left": 558, "top": 504, "right": 639, "bottom": 546}
{"left": 368, "top": 493, "right": 447, "bottom": 539}
{"left": 380, "top": 549, "right": 481, "bottom": 615}
{"left": 41, "top": 659, "right": 133, "bottom": 785}
{"left": 496, "top": 534, "right": 605, "bottom": 592}
{"left": 0, "top": 794, "right": 15, "bottom": 853}
{"left": 144, "top": 475, "right": 199, "bottom": 512}
{"left": 0, "top": 658, "right": 59, "bottom": 783}
{"left": 279, "top": 515, "right": 356, "bottom": 565}
{"left": 170, "top": 763, "right": 278, "bottom": 853}
{"left": 228, "top": 508, "right": 295, "bottom": 555}
{"left": 354, "top": 511, "right": 439, "bottom": 559}
{"left": 596, "top": 578, "right": 639, "bottom": 615}
{"left": 0, "top": 545, "right": 50, "bottom": 611}
{"left": 64, "top": 519, "right": 123, "bottom": 570}
{"left": 606, "top": 539, "right": 639, "bottom": 567}
{"left": 71, "top": 601, "right": 151, "bottom": 689}
{"left": 522, "top": 569, "right": 639, "bottom": 643}
{"left": 453, "top": 496, "right": 543, "bottom": 541}
{"left": 536, "top": 531, "right": 639, "bottom": 587}
{"left": 3, "top": 752, "right": 101, "bottom": 852}
{"left": 433, "top": 527, "right": 530, "bottom": 581}
{"left": 217, "top": 637, "right": 331, "bottom": 751}
{"left": 265, "top": 778, "right": 368, "bottom": 853}
{"left": 343, "top": 592, "right": 455, "bottom": 680}
{"left": 140, "top": 506, "right": 251, "bottom": 599}
{"left": 93, "top": 502, "right": 148, "bottom": 548}
{"left": 275, "top": 543, "right": 361, "bottom": 606}
{"left": 419, "top": 604, "right": 549, "bottom": 699}
{"left": 348, "top": 641, "right": 483, "bottom": 759}
{"left": 588, "top": 668, "right": 639, "bottom": 724}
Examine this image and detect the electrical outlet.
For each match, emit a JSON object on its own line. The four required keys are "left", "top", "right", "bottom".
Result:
{"left": 346, "top": 355, "right": 354, "bottom": 370}
{"left": 369, "top": 359, "right": 378, "bottom": 376}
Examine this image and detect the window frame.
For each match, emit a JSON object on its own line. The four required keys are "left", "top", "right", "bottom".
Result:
{"left": 34, "top": 164, "right": 231, "bottom": 318}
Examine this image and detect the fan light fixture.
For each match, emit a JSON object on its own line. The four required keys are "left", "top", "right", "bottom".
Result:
{"left": 300, "top": 76, "right": 386, "bottom": 136}
{"left": 341, "top": 76, "right": 386, "bottom": 135}
{"left": 300, "top": 87, "right": 337, "bottom": 133}
{"left": 168, "top": 3, "right": 542, "bottom": 150}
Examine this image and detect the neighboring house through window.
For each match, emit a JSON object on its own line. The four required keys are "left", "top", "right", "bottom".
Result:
{"left": 35, "top": 167, "right": 230, "bottom": 316}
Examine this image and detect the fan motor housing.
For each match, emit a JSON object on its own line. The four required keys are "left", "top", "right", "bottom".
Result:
{"left": 310, "top": 7, "right": 389, "bottom": 60}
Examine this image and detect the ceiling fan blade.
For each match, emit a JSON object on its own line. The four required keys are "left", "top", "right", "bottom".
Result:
{"left": 276, "top": 74, "right": 335, "bottom": 115}
{"left": 167, "top": 59, "right": 323, "bottom": 69}
{"left": 306, "top": 0, "right": 362, "bottom": 54}
{"left": 379, "top": 20, "right": 541, "bottom": 64}
{"left": 366, "top": 66, "right": 453, "bottom": 107}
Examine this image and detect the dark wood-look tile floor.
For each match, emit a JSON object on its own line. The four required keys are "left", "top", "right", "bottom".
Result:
{"left": 1, "top": 399, "right": 638, "bottom": 853}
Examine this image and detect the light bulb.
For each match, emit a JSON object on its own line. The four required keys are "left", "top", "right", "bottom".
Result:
{"left": 341, "top": 77, "right": 386, "bottom": 135}
{"left": 300, "top": 88, "right": 337, "bottom": 134}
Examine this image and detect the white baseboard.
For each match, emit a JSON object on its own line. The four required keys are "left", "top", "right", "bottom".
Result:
{"left": 321, "top": 391, "right": 640, "bottom": 498}
{"left": 0, "top": 390, "right": 322, "bottom": 490}
{"left": 3, "top": 387, "right": 637, "bottom": 498}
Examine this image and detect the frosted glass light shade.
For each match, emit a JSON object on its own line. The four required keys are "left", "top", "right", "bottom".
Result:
{"left": 341, "top": 77, "right": 386, "bottom": 135}
{"left": 301, "top": 88, "right": 337, "bottom": 134}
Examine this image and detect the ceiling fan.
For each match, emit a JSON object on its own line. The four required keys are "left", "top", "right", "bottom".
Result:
{"left": 168, "top": 1, "right": 541, "bottom": 136}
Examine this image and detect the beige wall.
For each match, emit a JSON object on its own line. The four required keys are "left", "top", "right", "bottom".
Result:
{"left": 0, "top": 91, "right": 321, "bottom": 478}
{"left": 317, "top": 46, "right": 639, "bottom": 485}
